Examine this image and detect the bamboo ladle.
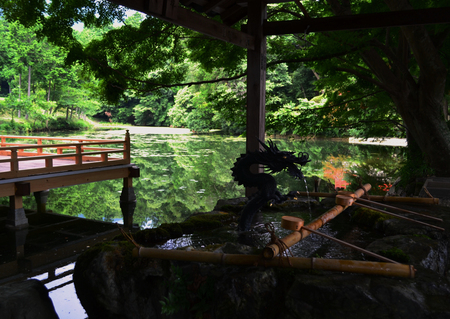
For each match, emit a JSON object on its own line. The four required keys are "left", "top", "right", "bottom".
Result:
{"left": 334, "top": 195, "right": 444, "bottom": 231}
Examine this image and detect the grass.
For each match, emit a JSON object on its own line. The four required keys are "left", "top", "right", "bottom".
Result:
{"left": 0, "top": 110, "right": 127, "bottom": 133}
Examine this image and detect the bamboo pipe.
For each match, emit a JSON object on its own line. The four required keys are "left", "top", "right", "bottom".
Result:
{"left": 356, "top": 197, "right": 443, "bottom": 222}
{"left": 295, "top": 191, "right": 439, "bottom": 205}
{"left": 301, "top": 226, "right": 399, "bottom": 264}
{"left": 133, "top": 247, "right": 415, "bottom": 278}
{"left": 353, "top": 202, "right": 445, "bottom": 231}
{"left": 263, "top": 184, "right": 372, "bottom": 260}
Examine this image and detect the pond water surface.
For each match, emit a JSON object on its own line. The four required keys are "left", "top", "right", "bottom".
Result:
{"left": 10, "top": 127, "right": 404, "bottom": 229}
{"left": 5, "top": 127, "right": 405, "bottom": 319}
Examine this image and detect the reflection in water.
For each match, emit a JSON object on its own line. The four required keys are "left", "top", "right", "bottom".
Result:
{"left": 3, "top": 131, "right": 404, "bottom": 230}
{"left": 30, "top": 262, "right": 87, "bottom": 319}
{"left": 323, "top": 155, "right": 351, "bottom": 189}
{"left": 0, "top": 129, "right": 405, "bottom": 318}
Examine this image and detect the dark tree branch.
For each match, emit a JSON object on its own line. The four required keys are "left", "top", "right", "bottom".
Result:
{"left": 266, "top": 45, "right": 364, "bottom": 67}
{"left": 370, "top": 38, "right": 416, "bottom": 87}
{"left": 334, "top": 66, "right": 390, "bottom": 91}
{"left": 321, "top": 119, "right": 406, "bottom": 130}
{"left": 319, "top": 90, "right": 385, "bottom": 110}
{"left": 267, "top": 9, "right": 303, "bottom": 19}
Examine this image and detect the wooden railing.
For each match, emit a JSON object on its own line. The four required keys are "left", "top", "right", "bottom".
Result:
{"left": 0, "top": 131, "right": 131, "bottom": 179}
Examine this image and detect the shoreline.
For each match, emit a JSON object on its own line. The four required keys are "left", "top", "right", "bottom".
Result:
{"left": 349, "top": 137, "right": 407, "bottom": 147}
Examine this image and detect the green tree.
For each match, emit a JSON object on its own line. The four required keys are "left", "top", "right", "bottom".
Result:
{"left": 265, "top": 0, "right": 450, "bottom": 177}
{"left": 0, "top": 15, "right": 101, "bottom": 127}
{"left": 134, "top": 89, "right": 174, "bottom": 126}
{"left": 3, "top": 0, "right": 449, "bottom": 178}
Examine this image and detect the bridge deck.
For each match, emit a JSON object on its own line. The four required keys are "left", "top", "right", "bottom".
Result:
{"left": 0, "top": 132, "right": 140, "bottom": 283}
{"left": 0, "top": 132, "right": 139, "bottom": 227}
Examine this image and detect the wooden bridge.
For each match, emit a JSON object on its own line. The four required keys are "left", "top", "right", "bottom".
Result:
{"left": 0, "top": 131, "right": 140, "bottom": 282}
{"left": 0, "top": 131, "right": 140, "bottom": 229}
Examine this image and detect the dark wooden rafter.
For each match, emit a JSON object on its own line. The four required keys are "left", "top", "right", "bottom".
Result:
{"left": 221, "top": 4, "right": 243, "bottom": 22}
{"left": 264, "top": 7, "right": 450, "bottom": 35}
{"left": 108, "top": 0, "right": 254, "bottom": 49}
{"left": 222, "top": 6, "right": 247, "bottom": 26}
{"left": 203, "top": 0, "right": 228, "bottom": 13}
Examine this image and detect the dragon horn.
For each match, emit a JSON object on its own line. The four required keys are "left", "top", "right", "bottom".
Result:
{"left": 257, "top": 137, "right": 271, "bottom": 152}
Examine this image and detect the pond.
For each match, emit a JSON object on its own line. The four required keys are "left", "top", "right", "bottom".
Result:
{"left": 7, "top": 127, "right": 405, "bottom": 230}
{"left": 3, "top": 127, "right": 406, "bottom": 319}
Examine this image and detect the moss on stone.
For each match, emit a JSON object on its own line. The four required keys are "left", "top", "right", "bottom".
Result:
{"left": 133, "top": 227, "right": 172, "bottom": 245}
{"left": 412, "top": 234, "right": 432, "bottom": 240}
{"left": 181, "top": 214, "right": 227, "bottom": 233}
{"left": 160, "top": 223, "right": 183, "bottom": 238}
{"left": 380, "top": 247, "right": 411, "bottom": 264}
{"left": 351, "top": 207, "right": 392, "bottom": 229}
{"left": 216, "top": 204, "right": 243, "bottom": 213}
{"left": 129, "top": 213, "right": 236, "bottom": 246}
{"left": 76, "top": 241, "right": 135, "bottom": 278}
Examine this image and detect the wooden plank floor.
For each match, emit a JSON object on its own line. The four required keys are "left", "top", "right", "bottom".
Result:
{"left": 0, "top": 155, "right": 76, "bottom": 173}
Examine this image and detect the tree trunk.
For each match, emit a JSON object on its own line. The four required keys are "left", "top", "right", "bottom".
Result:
{"left": 24, "top": 66, "right": 31, "bottom": 120}
{"left": 391, "top": 91, "right": 450, "bottom": 177}
{"left": 328, "top": 0, "right": 450, "bottom": 176}
{"left": 47, "top": 80, "right": 51, "bottom": 102}
{"left": 27, "top": 65, "right": 31, "bottom": 98}
{"left": 384, "top": 0, "right": 450, "bottom": 176}
{"left": 18, "top": 73, "right": 21, "bottom": 118}
{"left": 444, "top": 99, "right": 449, "bottom": 121}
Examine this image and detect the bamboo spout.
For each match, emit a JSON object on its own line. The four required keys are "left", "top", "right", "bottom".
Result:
{"left": 133, "top": 247, "right": 415, "bottom": 278}
{"left": 263, "top": 184, "right": 372, "bottom": 259}
{"left": 295, "top": 191, "right": 439, "bottom": 205}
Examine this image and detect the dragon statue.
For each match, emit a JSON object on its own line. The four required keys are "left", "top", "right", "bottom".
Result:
{"left": 231, "top": 139, "right": 310, "bottom": 232}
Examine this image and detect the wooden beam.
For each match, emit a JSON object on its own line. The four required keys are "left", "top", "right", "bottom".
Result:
{"left": 220, "top": 4, "right": 242, "bottom": 21}
{"left": 15, "top": 182, "right": 30, "bottom": 196}
{"left": 264, "top": 7, "right": 450, "bottom": 35}
{"left": 108, "top": 0, "right": 254, "bottom": 49}
{"left": 204, "top": 0, "right": 228, "bottom": 13}
{"left": 220, "top": 5, "right": 242, "bottom": 21}
{"left": 0, "top": 165, "right": 134, "bottom": 197}
{"left": 223, "top": 9, "right": 247, "bottom": 27}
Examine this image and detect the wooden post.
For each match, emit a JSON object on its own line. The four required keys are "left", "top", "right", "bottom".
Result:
{"left": 75, "top": 144, "right": 82, "bottom": 165}
{"left": 7, "top": 195, "right": 28, "bottom": 229}
{"left": 5, "top": 227, "right": 29, "bottom": 260}
{"left": 246, "top": 0, "right": 267, "bottom": 196}
{"left": 45, "top": 158, "right": 53, "bottom": 168}
{"left": 37, "top": 139, "right": 42, "bottom": 154}
{"left": 10, "top": 149, "right": 18, "bottom": 172}
{"left": 120, "top": 177, "right": 137, "bottom": 230}
{"left": 124, "top": 130, "right": 131, "bottom": 163}
{"left": 34, "top": 189, "right": 50, "bottom": 214}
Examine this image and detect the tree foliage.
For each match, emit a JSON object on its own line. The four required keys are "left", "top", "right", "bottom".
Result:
{"left": 264, "top": 0, "right": 450, "bottom": 176}
{"left": 2, "top": 0, "right": 450, "bottom": 178}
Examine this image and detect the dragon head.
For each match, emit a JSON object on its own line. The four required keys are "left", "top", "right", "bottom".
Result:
{"left": 257, "top": 139, "right": 310, "bottom": 180}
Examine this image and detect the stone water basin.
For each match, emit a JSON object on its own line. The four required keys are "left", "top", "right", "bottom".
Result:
{"left": 73, "top": 198, "right": 450, "bottom": 319}
{"left": 151, "top": 196, "right": 380, "bottom": 261}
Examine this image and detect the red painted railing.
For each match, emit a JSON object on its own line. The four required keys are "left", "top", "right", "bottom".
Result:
{"left": 0, "top": 131, "right": 131, "bottom": 179}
